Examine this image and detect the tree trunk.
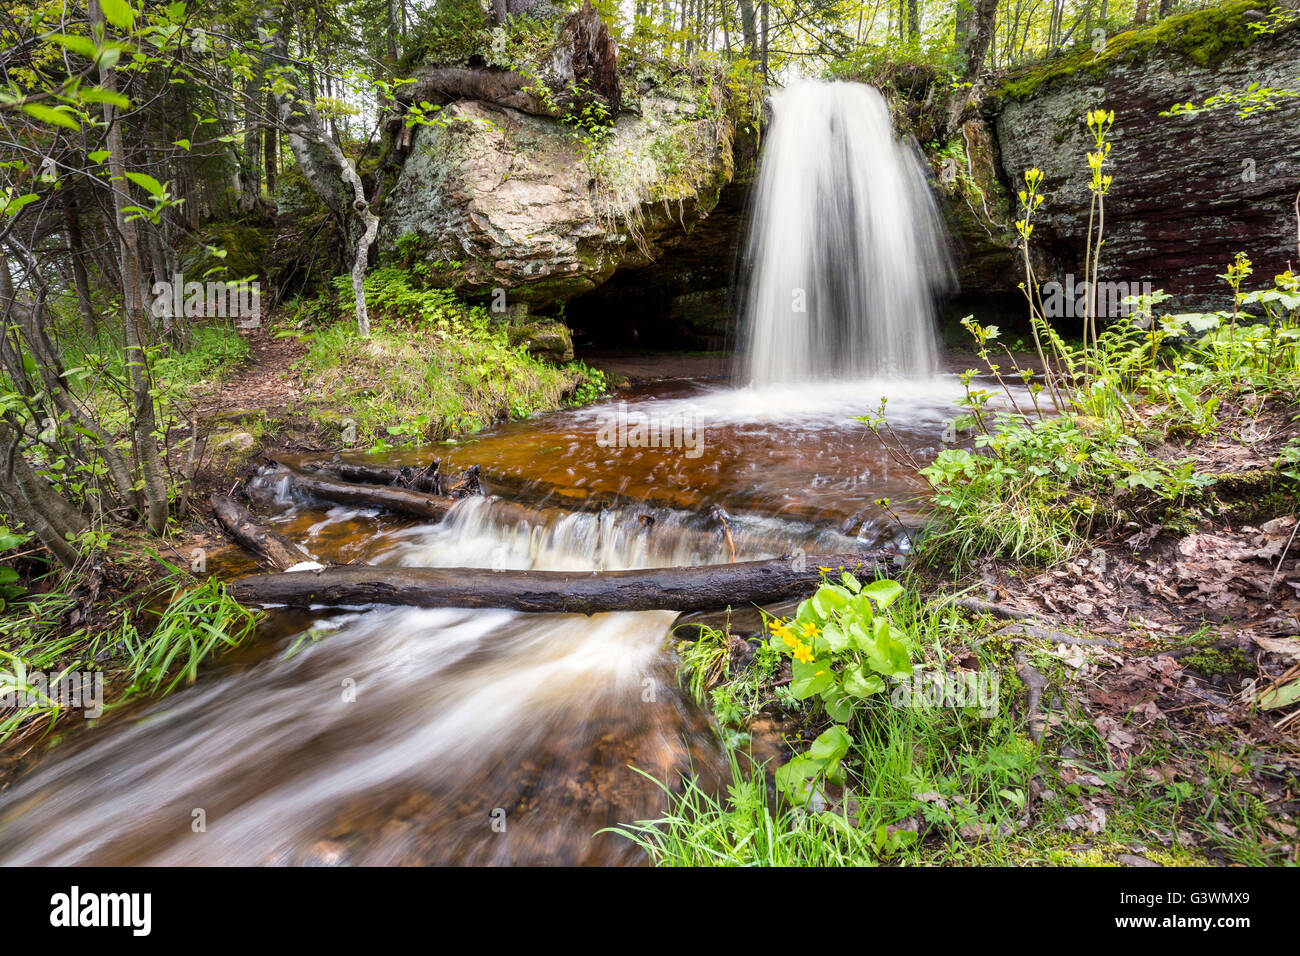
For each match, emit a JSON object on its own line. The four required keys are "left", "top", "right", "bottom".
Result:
{"left": 258, "top": 1, "right": 376, "bottom": 335}
{"left": 211, "top": 494, "right": 316, "bottom": 570}
{"left": 229, "top": 552, "right": 890, "bottom": 613}
{"left": 738, "top": 0, "right": 757, "bottom": 52}
{"left": 61, "top": 193, "right": 100, "bottom": 341}
{"left": 944, "top": 0, "right": 1000, "bottom": 138}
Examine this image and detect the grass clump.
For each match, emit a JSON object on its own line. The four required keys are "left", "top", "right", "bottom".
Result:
{"left": 0, "top": 555, "right": 262, "bottom": 745}
{"left": 618, "top": 577, "right": 1283, "bottom": 866}
{"left": 290, "top": 268, "right": 604, "bottom": 450}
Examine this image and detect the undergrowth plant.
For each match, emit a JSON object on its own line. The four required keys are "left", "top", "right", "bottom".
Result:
{"left": 292, "top": 268, "right": 603, "bottom": 447}
{"left": 866, "top": 105, "right": 1300, "bottom": 570}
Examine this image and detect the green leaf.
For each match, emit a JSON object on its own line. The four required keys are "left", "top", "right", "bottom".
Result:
{"left": 0, "top": 567, "right": 18, "bottom": 585}
{"left": 790, "top": 657, "right": 833, "bottom": 699}
{"left": 100, "top": 0, "right": 137, "bottom": 30}
{"left": 843, "top": 666, "right": 886, "bottom": 698}
{"left": 22, "top": 103, "right": 81, "bottom": 131}
{"left": 860, "top": 579, "right": 904, "bottom": 609}
{"left": 822, "top": 621, "right": 851, "bottom": 653}
{"left": 808, "top": 724, "right": 851, "bottom": 762}
{"left": 80, "top": 87, "right": 130, "bottom": 108}
{"left": 811, "top": 583, "right": 851, "bottom": 616}
{"left": 49, "top": 33, "right": 100, "bottom": 59}
{"left": 774, "top": 754, "right": 822, "bottom": 800}
{"left": 1258, "top": 677, "right": 1300, "bottom": 711}
{"left": 88, "top": 149, "right": 111, "bottom": 163}
{"left": 2, "top": 192, "right": 39, "bottom": 217}
{"left": 823, "top": 692, "right": 854, "bottom": 723}
{"left": 123, "top": 171, "right": 165, "bottom": 197}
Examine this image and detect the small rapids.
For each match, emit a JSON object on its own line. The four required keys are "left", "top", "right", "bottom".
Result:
{"left": 0, "top": 372, "right": 1014, "bottom": 865}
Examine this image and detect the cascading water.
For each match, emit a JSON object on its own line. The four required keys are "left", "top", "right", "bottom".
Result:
{"left": 738, "top": 80, "right": 955, "bottom": 385}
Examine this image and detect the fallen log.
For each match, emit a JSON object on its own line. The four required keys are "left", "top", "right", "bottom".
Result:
{"left": 211, "top": 494, "right": 317, "bottom": 571}
{"left": 279, "top": 469, "right": 460, "bottom": 521}
{"left": 229, "top": 552, "right": 889, "bottom": 613}
{"left": 311, "top": 458, "right": 441, "bottom": 493}
{"left": 265, "top": 451, "right": 439, "bottom": 491}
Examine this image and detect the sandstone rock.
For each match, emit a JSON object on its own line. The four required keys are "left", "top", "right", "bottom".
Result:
{"left": 992, "top": 11, "right": 1300, "bottom": 311}
{"left": 380, "top": 52, "right": 749, "bottom": 309}
{"left": 214, "top": 431, "right": 256, "bottom": 454}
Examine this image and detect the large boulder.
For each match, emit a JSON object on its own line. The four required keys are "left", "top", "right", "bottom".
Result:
{"left": 990, "top": 2, "right": 1300, "bottom": 310}
{"left": 379, "top": 8, "right": 751, "bottom": 310}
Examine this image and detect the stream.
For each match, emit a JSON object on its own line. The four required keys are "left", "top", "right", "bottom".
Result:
{"left": 0, "top": 371, "right": 992, "bottom": 865}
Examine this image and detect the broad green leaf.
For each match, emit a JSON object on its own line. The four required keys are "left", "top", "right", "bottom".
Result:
{"left": 22, "top": 103, "right": 81, "bottom": 131}
{"left": 100, "top": 0, "right": 137, "bottom": 30}
{"left": 823, "top": 692, "right": 854, "bottom": 723}
{"left": 811, "top": 583, "right": 851, "bottom": 616}
{"left": 80, "top": 87, "right": 130, "bottom": 108}
{"left": 822, "top": 621, "right": 851, "bottom": 653}
{"left": 2, "top": 192, "right": 39, "bottom": 217}
{"left": 790, "top": 657, "right": 833, "bottom": 699}
{"left": 860, "top": 578, "right": 903, "bottom": 609}
{"left": 843, "top": 666, "right": 886, "bottom": 698}
{"left": 808, "top": 724, "right": 851, "bottom": 762}
{"left": 123, "top": 171, "right": 165, "bottom": 197}
{"left": 50, "top": 33, "right": 100, "bottom": 59}
{"left": 88, "top": 150, "right": 111, "bottom": 163}
{"left": 1259, "top": 677, "right": 1300, "bottom": 711}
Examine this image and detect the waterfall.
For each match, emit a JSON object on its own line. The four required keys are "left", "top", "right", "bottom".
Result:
{"left": 737, "top": 80, "right": 955, "bottom": 385}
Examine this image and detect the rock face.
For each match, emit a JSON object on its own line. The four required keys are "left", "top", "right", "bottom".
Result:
{"left": 992, "top": 10, "right": 1300, "bottom": 311}
{"left": 379, "top": 9, "right": 751, "bottom": 310}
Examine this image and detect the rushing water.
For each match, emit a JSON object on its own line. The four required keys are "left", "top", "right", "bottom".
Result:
{"left": 0, "top": 372, "right": 1006, "bottom": 865}
{"left": 737, "top": 80, "right": 954, "bottom": 385}
{"left": 0, "top": 79, "right": 990, "bottom": 863}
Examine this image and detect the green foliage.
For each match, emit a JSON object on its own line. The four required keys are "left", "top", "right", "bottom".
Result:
{"left": 878, "top": 104, "right": 1300, "bottom": 570}
{"left": 293, "top": 268, "right": 603, "bottom": 446}
{"left": 621, "top": 587, "right": 1053, "bottom": 865}
{"left": 117, "top": 573, "right": 260, "bottom": 697}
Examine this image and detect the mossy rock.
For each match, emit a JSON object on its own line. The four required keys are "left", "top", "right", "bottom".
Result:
{"left": 178, "top": 224, "right": 271, "bottom": 282}
{"left": 995, "top": 0, "right": 1272, "bottom": 104}
{"left": 507, "top": 320, "right": 574, "bottom": 364}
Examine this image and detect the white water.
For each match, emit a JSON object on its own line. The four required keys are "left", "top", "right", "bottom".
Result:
{"left": 738, "top": 80, "right": 954, "bottom": 385}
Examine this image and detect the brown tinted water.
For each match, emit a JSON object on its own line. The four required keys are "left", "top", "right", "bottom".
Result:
{"left": 0, "top": 368, "right": 1011, "bottom": 865}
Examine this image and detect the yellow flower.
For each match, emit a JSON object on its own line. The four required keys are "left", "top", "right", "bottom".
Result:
{"left": 782, "top": 632, "right": 801, "bottom": 650}
{"left": 793, "top": 644, "right": 815, "bottom": 664}
{"left": 800, "top": 621, "right": 820, "bottom": 639}
{"left": 771, "top": 620, "right": 794, "bottom": 641}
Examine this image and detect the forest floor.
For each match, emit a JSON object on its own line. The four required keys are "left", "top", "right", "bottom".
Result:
{"left": 665, "top": 390, "right": 1300, "bottom": 866}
